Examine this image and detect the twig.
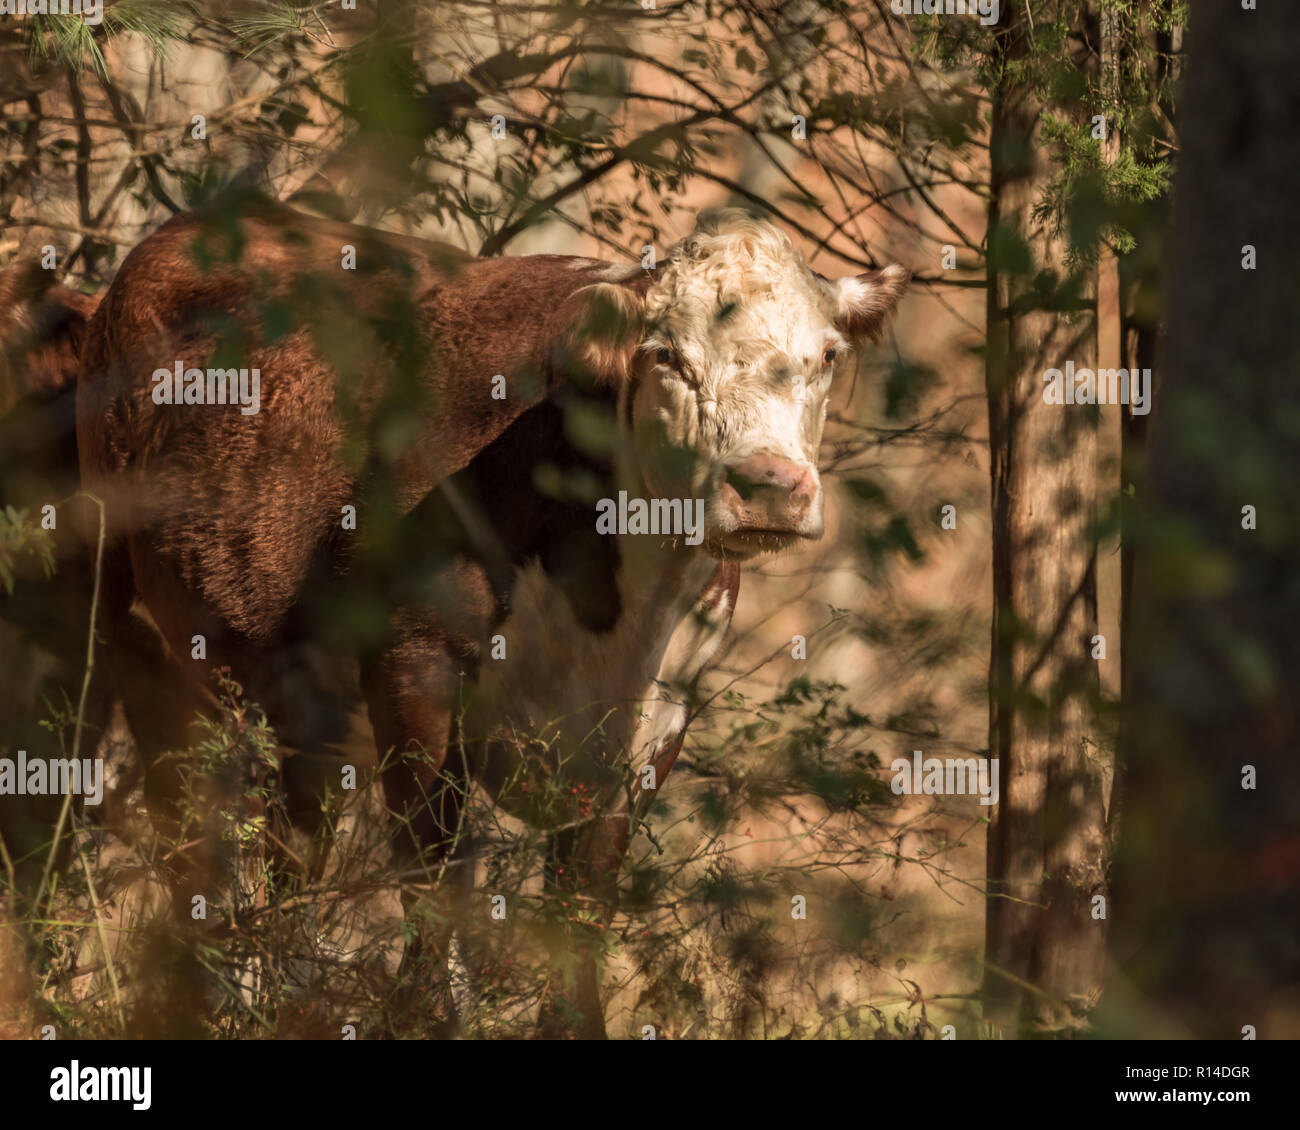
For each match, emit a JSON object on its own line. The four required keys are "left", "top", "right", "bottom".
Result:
{"left": 35, "top": 493, "right": 105, "bottom": 918}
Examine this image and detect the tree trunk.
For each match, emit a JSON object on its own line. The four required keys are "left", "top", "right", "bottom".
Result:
{"left": 982, "top": 4, "right": 1109, "bottom": 1036}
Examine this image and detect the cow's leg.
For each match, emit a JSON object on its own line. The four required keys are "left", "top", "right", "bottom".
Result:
{"left": 536, "top": 800, "right": 633, "bottom": 1040}
{"left": 98, "top": 560, "right": 221, "bottom": 919}
{"left": 364, "top": 642, "right": 463, "bottom": 860}
{"left": 84, "top": 547, "right": 236, "bottom": 1032}
{"left": 534, "top": 727, "right": 688, "bottom": 1039}
{"left": 361, "top": 609, "right": 478, "bottom": 1036}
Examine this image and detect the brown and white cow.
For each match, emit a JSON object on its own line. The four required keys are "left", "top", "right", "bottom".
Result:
{"left": 73, "top": 203, "right": 906, "bottom": 1035}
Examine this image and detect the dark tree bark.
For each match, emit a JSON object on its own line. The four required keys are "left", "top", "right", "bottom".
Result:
{"left": 1109, "top": 1, "right": 1300, "bottom": 1039}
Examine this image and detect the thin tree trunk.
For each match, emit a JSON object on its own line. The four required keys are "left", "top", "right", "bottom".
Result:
{"left": 1095, "top": 0, "right": 1123, "bottom": 813}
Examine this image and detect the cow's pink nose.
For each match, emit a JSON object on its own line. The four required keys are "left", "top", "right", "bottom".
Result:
{"left": 722, "top": 455, "right": 817, "bottom": 527}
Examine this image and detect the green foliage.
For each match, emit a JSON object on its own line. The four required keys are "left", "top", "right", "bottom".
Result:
{"left": 912, "top": 0, "right": 1181, "bottom": 272}
{"left": 1034, "top": 116, "right": 1171, "bottom": 266}
{"left": 229, "top": 0, "right": 322, "bottom": 58}
{"left": 0, "top": 506, "right": 55, "bottom": 594}
{"left": 28, "top": 0, "right": 189, "bottom": 76}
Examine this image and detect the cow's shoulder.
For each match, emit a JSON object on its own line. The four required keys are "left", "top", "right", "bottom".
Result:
{"left": 421, "top": 253, "right": 634, "bottom": 334}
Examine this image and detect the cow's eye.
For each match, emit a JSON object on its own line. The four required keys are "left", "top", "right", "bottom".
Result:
{"left": 656, "top": 347, "right": 677, "bottom": 367}
{"left": 821, "top": 347, "right": 838, "bottom": 366}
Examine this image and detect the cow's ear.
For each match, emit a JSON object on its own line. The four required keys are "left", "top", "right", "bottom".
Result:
{"left": 832, "top": 265, "right": 909, "bottom": 344}
{"left": 557, "top": 282, "right": 645, "bottom": 384}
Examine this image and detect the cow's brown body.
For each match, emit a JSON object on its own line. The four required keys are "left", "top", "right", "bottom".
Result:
{"left": 70, "top": 202, "right": 741, "bottom": 1035}
{"left": 38, "top": 200, "right": 906, "bottom": 1036}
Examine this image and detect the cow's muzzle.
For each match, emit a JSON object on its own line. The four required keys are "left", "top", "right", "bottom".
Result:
{"left": 717, "top": 455, "right": 821, "bottom": 552}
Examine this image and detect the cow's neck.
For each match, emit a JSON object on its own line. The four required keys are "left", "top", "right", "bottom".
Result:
{"left": 463, "top": 541, "right": 717, "bottom": 803}
{"left": 462, "top": 471, "right": 721, "bottom": 799}
{"left": 609, "top": 442, "right": 716, "bottom": 609}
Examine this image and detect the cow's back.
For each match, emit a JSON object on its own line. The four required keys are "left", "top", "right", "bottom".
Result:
{"left": 76, "top": 202, "right": 620, "bottom": 651}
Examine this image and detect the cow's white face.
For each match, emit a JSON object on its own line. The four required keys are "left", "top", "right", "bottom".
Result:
{"left": 596, "top": 212, "right": 907, "bottom": 561}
